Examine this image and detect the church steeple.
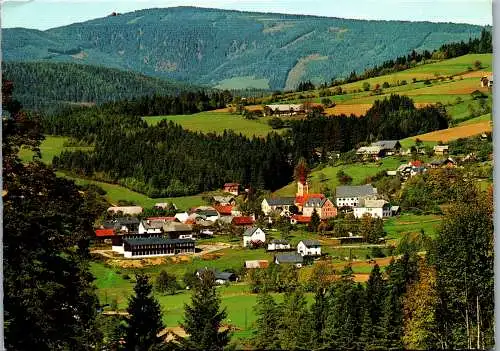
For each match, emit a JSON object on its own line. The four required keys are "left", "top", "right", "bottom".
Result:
{"left": 296, "top": 179, "right": 309, "bottom": 197}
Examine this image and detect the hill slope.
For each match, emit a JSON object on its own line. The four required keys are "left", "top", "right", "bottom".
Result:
{"left": 2, "top": 6, "right": 484, "bottom": 90}
{"left": 2, "top": 61, "right": 196, "bottom": 111}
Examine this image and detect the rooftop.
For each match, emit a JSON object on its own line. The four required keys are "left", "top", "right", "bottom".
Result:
{"left": 243, "top": 227, "right": 263, "bottom": 237}
{"left": 336, "top": 184, "right": 377, "bottom": 198}
{"left": 275, "top": 253, "right": 304, "bottom": 264}
{"left": 265, "top": 197, "right": 296, "bottom": 206}
{"left": 300, "top": 239, "right": 321, "bottom": 247}
{"left": 123, "top": 237, "right": 195, "bottom": 246}
{"left": 304, "top": 197, "right": 328, "bottom": 207}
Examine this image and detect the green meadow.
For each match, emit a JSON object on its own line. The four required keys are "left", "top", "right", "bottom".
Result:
{"left": 19, "top": 135, "right": 93, "bottom": 164}
{"left": 143, "top": 112, "right": 276, "bottom": 137}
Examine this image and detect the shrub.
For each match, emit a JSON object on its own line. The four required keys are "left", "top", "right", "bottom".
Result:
{"left": 122, "top": 274, "right": 130, "bottom": 280}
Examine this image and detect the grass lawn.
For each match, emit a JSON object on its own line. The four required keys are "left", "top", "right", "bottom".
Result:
{"left": 384, "top": 213, "right": 443, "bottom": 241}
{"left": 458, "top": 113, "right": 492, "bottom": 126}
{"left": 59, "top": 173, "right": 204, "bottom": 210}
{"left": 19, "top": 135, "right": 93, "bottom": 164}
{"left": 143, "top": 112, "right": 276, "bottom": 138}
{"left": 274, "top": 157, "right": 403, "bottom": 196}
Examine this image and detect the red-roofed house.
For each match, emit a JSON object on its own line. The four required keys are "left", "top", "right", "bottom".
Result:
{"left": 214, "top": 204, "right": 233, "bottom": 216}
{"left": 290, "top": 215, "right": 312, "bottom": 225}
{"left": 232, "top": 216, "right": 254, "bottom": 227}
{"left": 295, "top": 193, "right": 325, "bottom": 212}
{"left": 223, "top": 183, "right": 240, "bottom": 196}
{"left": 94, "top": 229, "right": 115, "bottom": 243}
{"left": 410, "top": 160, "right": 423, "bottom": 167}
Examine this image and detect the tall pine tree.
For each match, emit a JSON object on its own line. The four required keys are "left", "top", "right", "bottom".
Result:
{"left": 179, "top": 270, "right": 230, "bottom": 351}
{"left": 124, "top": 273, "right": 165, "bottom": 351}
{"left": 252, "top": 293, "right": 281, "bottom": 350}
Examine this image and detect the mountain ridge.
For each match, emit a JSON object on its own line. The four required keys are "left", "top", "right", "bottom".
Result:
{"left": 3, "top": 6, "right": 485, "bottom": 90}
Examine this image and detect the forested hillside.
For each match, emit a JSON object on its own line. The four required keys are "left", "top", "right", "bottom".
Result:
{"left": 3, "top": 6, "right": 484, "bottom": 90}
{"left": 2, "top": 62, "right": 196, "bottom": 112}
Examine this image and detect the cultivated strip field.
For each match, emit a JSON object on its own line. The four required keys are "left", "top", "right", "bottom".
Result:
{"left": 408, "top": 121, "right": 492, "bottom": 142}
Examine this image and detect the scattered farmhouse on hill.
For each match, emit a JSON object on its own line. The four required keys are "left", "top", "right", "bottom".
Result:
{"left": 196, "top": 268, "right": 238, "bottom": 285}
{"left": 232, "top": 216, "right": 255, "bottom": 227}
{"left": 162, "top": 222, "right": 194, "bottom": 239}
{"left": 335, "top": 184, "right": 378, "bottom": 208}
{"left": 357, "top": 140, "right": 401, "bottom": 160}
{"left": 274, "top": 253, "right": 304, "bottom": 267}
{"left": 480, "top": 75, "right": 493, "bottom": 88}
{"left": 290, "top": 214, "right": 312, "bottom": 225}
{"left": 261, "top": 197, "right": 296, "bottom": 215}
{"left": 302, "top": 197, "right": 337, "bottom": 219}
{"left": 245, "top": 260, "right": 269, "bottom": 269}
{"left": 212, "top": 195, "right": 236, "bottom": 206}
{"left": 138, "top": 220, "right": 164, "bottom": 234}
{"left": 243, "top": 227, "right": 266, "bottom": 247}
{"left": 433, "top": 145, "right": 449, "bottom": 156}
{"left": 223, "top": 183, "right": 240, "bottom": 195}
{"left": 353, "top": 199, "right": 392, "bottom": 219}
{"left": 264, "top": 104, "right": 305, "bottom": 117}
{"left": 101, "top": 217, "right": 140, "bottom": 233}
{"left": 429, "top": 157, "right": 456, "bottom": 169}
{"left": 297, "top": 239, "right": 321, "bottom": 257}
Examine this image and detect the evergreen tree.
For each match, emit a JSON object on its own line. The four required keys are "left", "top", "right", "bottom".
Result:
{"left": 278, "top": 290, "right": 312, "bottom": 350}
{"left": 3, "top": 79, "right": 101, "bottom": 350}
{"left": 309, "top": 208, "right": 320, "bottom": 232}
{"left": 310, "top": 287, "right": 329, "bottom": 349}
{"left": 252, "top": 293, "right": 281, "bottom": 350}
{"left": 125, "top": 274, "right": 165, "bottom": 351}
{"left": 179, "top": 270, "right": 230, "bottom": 351}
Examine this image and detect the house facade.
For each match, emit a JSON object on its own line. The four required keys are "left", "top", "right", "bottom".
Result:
{"left": 433, "top": 145, "right": 449, "bottom": 156}
{"left": 138, "top": 220, "right": 164, "bottom": 234}
{"left": 223, "top": 183, "right": 240, "bottom": 195}
{"left": 122, "top": 237, "right": 195, "bottom": 258}
{"left": 335, "top": 184, "right": 378, "bottom": 208}
{"left": 353, "top": 199, "right": 392, "bottom": 219}
{"left": 267, "top": 239, "right": 291, "bottom": 251}
{"left": 357, "top": 140, "right": 401, "bottom": 160}
{"left": 243, "top": 227, "right": 266, "bottom": 247}
{"left": 163, "top": 222, "right": 194, "bottom": 239}
{"left": 297, "top": 240, "right": 321, "bottom": 257}
{"left": 264, "top": 104, "right": 305, "bottom": 117}
{"left": 261, "top": 197, "right": 296, "bottom": 215}
{"left": 302, "top": 198, "right": 337, "bottom": 219}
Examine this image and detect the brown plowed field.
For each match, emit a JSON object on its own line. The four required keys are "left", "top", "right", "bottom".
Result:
{"left": 410, "top": 121, "right": 492, "bottom": 142}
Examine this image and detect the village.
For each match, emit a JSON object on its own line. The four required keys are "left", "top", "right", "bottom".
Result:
{"left": 90, "top": 136, "right": 476, "bottom": 284}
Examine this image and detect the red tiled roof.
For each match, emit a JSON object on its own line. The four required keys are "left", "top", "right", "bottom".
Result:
{"left": 295, "top": 193, "right": 325, "bottom": 206}
{"left": 95, "top": 229, "right": 115, "bottom": 237}
{"left": 291, "top": 215, "right": 312, "bottom": 223}
{"left": 232, "top": 216, "right": 254, "bottom": 225}
{"left": 214, "top": 204, "right": 233, "bottom": 215}
{"left": 410, "top": 160, "right": 422, "bottom": 167}
{"left": 146, "top": 217, "right": 177, "bottom": 222}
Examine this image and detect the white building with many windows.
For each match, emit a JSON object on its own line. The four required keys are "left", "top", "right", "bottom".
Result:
{"left": 335, "top": 184, "right": 378, "bottom": 208}
{"left": 353, "top": 199, "right": 392, "bottom": 219}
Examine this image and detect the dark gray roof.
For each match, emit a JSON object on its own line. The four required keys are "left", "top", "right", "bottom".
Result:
{"left": 275, "top": 253, "right": 304, "bottom": 264}
{"left": 124, "top": 237, "right": 194, "bottom": 246}
{"left": 371, "top": 140, "right": 401, "bottom": 149}
{"left": 243, "top": 227, "right": 262, "bottom": 237}
{"left": 265, "top": 197, "right": 296, "bottom": 206}
{"left": 304, "top": 197, "right": 328, "bottom": 207}
{"left": 196, "top": 268, "right": 236, "bottom": 281}
{"left": 300, "top": 239, "right": 321, "bottom": 247}
{"left": 271, "top": 239, "right": 289, "bottom": 244}
{"left": 336, "top": 184, "right": 376, "bottom": 198}
{"left": 115, "top": 217, "right": 140, "bottom": 225}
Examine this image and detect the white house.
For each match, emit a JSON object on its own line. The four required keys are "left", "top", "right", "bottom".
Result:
{"left": 174, "top": 212, "right": 190, "bottom": 223}
{"left": 243, "top": 227, "right": 266, "bottom": 247}
{"left": 191, "top": 206, "right": 220, "bottom": 222}
{"left": 267, "top": 239, "right": 291, "bottom": 251}
{"left": 138, "top": 220, "right": 164, "bottom": 234}
{"left": 353, "top": 199, "right": 392, "bottom": 219}
{"left": 335, "top": 184, "right": 378, "bottom": 208}
{"left": 297, "top": 240, "right": 321, "bottom": 257}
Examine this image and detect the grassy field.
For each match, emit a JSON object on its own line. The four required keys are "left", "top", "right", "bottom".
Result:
{"left": 274, "top": 157, "right": 402, "bottom": 196}
{"left": 19, "top": 135, "right": 93, "bottom": 164}
{"left": 458, "top": 113, "right": 492, "bottom": 126}
{"left": 143, "top": 112, "right": 276, "bottom": 137}
{"left": 407, "top": 120, "right": 492, "bottom": 142}
{"left": 384, "top": 214, "right": 443, "bottom": 241}
{"left": 60, "top": 173, "right": 204, "bottom": 210}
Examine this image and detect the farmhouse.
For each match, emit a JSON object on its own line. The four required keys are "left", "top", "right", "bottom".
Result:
{"left": 107, "top": 206, "right": 143, "bottom": 216}
{"left": 190, "top": 206, "right": 220, "bottom": 222}
{"left": 261, "top": 197, "right": 296, "bottom": 215}
{"left": 297, "top": 239, "right": 321, "bottom": 257}
{"left": 429, "top": 158, "right": 456, "bottom": 169}
{"left": 154, "top": 202, "right": 177, "bottom": 210}
{"left": 213, "top": 204, "right": 233, "bottom": 216}
{"left": 101, "top": 217, "right": 140, "bottom": 233}
{"left": 244, "top": 260, "right": 269, "bottom": 269}
{"left": 264, "top": 104, "right": 305, "bottom": 117}
{"left": 232, "top": 216, "right": 255, "bottom": 227}
{"left": 174, "top": 212, "right": 190, "bottom": 223}
{"left": 394, "top": 161, "right": 427, "bottom": 180}
{"left": 122, "top": 237, "right": 195, "bottom": 258}
{"left": 196, "top": 268, "right": 238, "bottom": 285}
{"left": 302, "top": 197, "right": 337, "bottom": 219}
{"left": 223, "top": 183, "right": 240, "bottom": 195}
{"left": 274, "top": 253, "right": 304, "bottom": 267}
{"left": 243, "top": 227, "right": 266, "bottom": 247}
{"left": 94, "top": 228, "right": 115, "bottom": 243}
{"left": 138, "top": 220, "right": 164, "bottom": 234}
{"left": 357, "top": 140, "right": 401, "bottom": 160}
{"left": 335, "top": 184, "right": 378, "bottom": 208}
{"left": 433, "top": 145, "right": 449, "bottom": 156}
{"left": 267, "top": 239, "right": 291, "bottom": 251}
{"left": 333, "top": 234, "right": 365, "bottom": 245}
{"left": 290, "top": 214, "right": 312, "bottom": 225}
{"left": 480, "top": 75, "right": 493, "bottom": 88}
{"left": 163, "top": 222, "right": 194, "bottom": 239}
{"left": 353, "top": 199, "right": 392, "bottom": 219}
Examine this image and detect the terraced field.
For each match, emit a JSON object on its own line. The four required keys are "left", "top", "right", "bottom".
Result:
{"left": 407, "top": 120, "right": 492, "bottom": 142}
